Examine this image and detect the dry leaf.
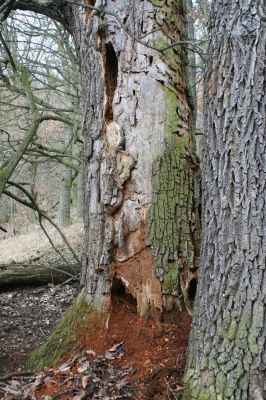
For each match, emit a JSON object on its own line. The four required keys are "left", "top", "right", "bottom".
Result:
{"left": 81, "top": 376, "right": 89, "bottom": 389}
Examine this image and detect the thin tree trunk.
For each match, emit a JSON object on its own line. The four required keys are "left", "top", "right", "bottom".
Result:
{"left": 185, "top": 2, "right": 266, "bottom": 399}
{"left": 76, "top": 167, "right": 84, "bottom": 218}
{"left": 27, "top": 162, "right": 38, "bottom": 225}
{"left": 59, "top": 166, "right": 73, "bottom": 227}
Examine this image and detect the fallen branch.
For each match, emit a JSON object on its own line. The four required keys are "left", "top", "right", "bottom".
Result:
{"left": 0, "top": 371, "right": 33, "bottom": 382}
{"left": 0, "top": 262, "right": 81, "bottom": 289}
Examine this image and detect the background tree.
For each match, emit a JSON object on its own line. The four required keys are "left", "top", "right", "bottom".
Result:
{"left": 185, "top": 1, "right": 265, "bottom": 399}
{"left": 0, "top": 11, "right": 83, "bottom": 232}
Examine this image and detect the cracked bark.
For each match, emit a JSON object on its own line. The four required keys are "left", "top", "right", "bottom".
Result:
{"left": 5, "top": 0, "right": 200, "bottom": 318}
{"left": 73, "top": 0, "right": 200, "bottom": 316}
{"left": 185, "top": 1, "right": 266, "bottom": 399}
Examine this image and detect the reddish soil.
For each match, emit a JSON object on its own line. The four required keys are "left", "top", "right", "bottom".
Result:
{"left": 34, "top": 295, "right": 191, "bottom": 400}
{"left": 106, "top": 296, "right": 191, "bottom": 399}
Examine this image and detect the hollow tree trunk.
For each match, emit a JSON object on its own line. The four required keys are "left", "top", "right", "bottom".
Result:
{"left": 9, "top": 0, "right": 200, "bottom": 318}
{"left": 69, "top": 0, "right": 201, "bottom": 318}
{"left": 185, "top": 2, "right": 265, "bottom": 399}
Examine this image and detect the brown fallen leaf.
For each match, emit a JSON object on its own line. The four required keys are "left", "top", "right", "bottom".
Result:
{"left": 175, "top": 384, "right": 184, "bottom": 392}
{"left": 81, "top": 375, "right": 89, "bottom": 389}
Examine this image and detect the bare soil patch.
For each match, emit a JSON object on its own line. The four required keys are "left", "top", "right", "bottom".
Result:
{"left": 0, "top": 288, "right": 190, "bottom": 399}
{"left": 0, "top": 284, "right": 78, "bottom": 374}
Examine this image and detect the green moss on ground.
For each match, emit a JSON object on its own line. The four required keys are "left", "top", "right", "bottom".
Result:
{"left": 29, "top": 297, "right": 106, "bottom": 370}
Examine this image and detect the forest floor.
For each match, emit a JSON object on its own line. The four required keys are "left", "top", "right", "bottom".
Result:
{"left": 0, "top": 227, "right": 191, "bottom": 399}
{"left": 0, "top": 222, "right": 83, "bottom": 265}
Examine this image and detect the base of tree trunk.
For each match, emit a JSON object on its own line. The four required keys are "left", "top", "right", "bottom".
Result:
{"left": 29, "top": 296, "right": 106, "bottom": 370}
{"left": 0, "top": 263, "right": 81, "bottom": 289}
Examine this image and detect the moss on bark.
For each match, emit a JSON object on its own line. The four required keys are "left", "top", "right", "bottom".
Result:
{"left": 146, "top": 0, "right": 201, "bottom": 314}
{"left": 29, "top": 297, "right": 106, "bottom": 370}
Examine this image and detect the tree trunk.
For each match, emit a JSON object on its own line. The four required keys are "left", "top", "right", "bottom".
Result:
{"left": 7, "top": 0, "right": 200, "bottom": 318}
{"left": 0, "top": 263, "right": 81, "bottom": 289}
{"left": 59, "top": 166, "right": 73, "bottom": 227}
{"left": 185, "top": 2, "right": 265, "bottom": 399}
{"left": 27, "top": 162, "right": 38, "bottom": 225}
{"left": 76, "top": 167, "right": 84, "bottom": 218}
{"left": 69, "top": 0, "right": 201, "bottom": 317}
{"left": 184, "top": 0, "right": 197, "bottom": 116}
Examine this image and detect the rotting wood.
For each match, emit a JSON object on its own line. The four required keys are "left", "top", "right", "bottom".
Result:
{"left": 0, "top": 263, "right": 80, "bottom": 289}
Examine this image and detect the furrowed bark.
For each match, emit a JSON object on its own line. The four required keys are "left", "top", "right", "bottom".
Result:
{"left": 185, "top": 1, "right": 266, "bottom": 399}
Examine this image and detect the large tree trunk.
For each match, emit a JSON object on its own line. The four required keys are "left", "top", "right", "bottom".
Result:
{"left": 69, "top": 0, "right": 201, "bottom": 318}
{"left": 185, "top": 2, "right": 265, "bottom": 399}
{"left": 7, "top": 0, "right": 200, "bottom": 319}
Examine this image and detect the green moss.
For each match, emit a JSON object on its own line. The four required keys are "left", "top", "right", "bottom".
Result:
{"left": 147, "top": 135, "right": 200, "bottom": 312}
{"left": 28, "top": 297, "right": 106, "bottom": 370}
{"left": 163, "top": 260, "right": 180, "bottom": 294}
{"left": 164, "top": 87, "right": 181, "bottom": 138}
{"left": 227, "top": 319, "right": 238, "bottom": 340}
{"left": 146, "top": 0, "right": 200, "bottom": 313}
{"left": 182, "top": 381, "right": 218, "bottom": 400}
{"left": 150, "top": 0, "right": 183, "bottom": 31}
{"left": 150, "top": 0, "right": 164, "bottom": 6}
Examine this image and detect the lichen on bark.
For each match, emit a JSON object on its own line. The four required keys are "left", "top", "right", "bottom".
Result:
{"left": 147, "top": 0, "right": 201, "bottom": 315}
{"left": 185, "top": 0, "right": 265, "bottom": 398}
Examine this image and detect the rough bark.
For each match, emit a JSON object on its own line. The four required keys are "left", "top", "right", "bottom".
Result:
{"left": 184, "top": 0, "right": 197, "bottom": 114}
{"left": 185, "top": 1, "right": 266, "bottom": 399}
{"left": 3, "top": 0, "right": 201, "bottom": 318}
{"left": 0, "top": 263, "right": 80, "bottom": 289}
{"left": 69, "top": 0, "right": 201, "bottom": 316}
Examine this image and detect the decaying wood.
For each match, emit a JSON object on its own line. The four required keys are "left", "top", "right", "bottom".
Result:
{"left": 0, "top": 263, "right": 80, "bottom": 289}
{"left": 72, "top": 0, "right": 200, "bottom": 317}
{"left": 2, "top": 0, "right": 201, "bottom": 318}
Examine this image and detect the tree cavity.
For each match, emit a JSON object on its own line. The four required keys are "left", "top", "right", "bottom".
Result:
{"left": 104, "top": 42, "right": 118, "bottom": 122}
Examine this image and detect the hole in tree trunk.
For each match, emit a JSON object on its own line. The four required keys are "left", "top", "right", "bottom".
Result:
{"left": 111, "top": 276, "right": 137, "bottom": 313}
{"left": 104, "top": 42, "right": 118, "bottom": 122}
{"left": 188, "top": 277, "right": 197, "bottom": 302}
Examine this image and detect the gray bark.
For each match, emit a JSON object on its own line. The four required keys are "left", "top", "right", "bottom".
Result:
{"left": 184, "top": 0, "right": 197, "bottom": 114}
{"left": 76, "top": 167, "right": 84, "bottom": 218}
{"left": 185, "top": 1, "right": 266, "bottom": 399}
{"left": 2, "top": 0, "right": 201, "bottom": 318}
{"left": 58, "top": 126, "right": 74, "bottom": 227}
{"left": 59, "top": 167, "right": 73, "bottom": 227}
{"left": 70, "top": 0, "right": 201, "bottom": 315}
{"left": 27, "top": 162, "right": 38, "bottom": 225}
